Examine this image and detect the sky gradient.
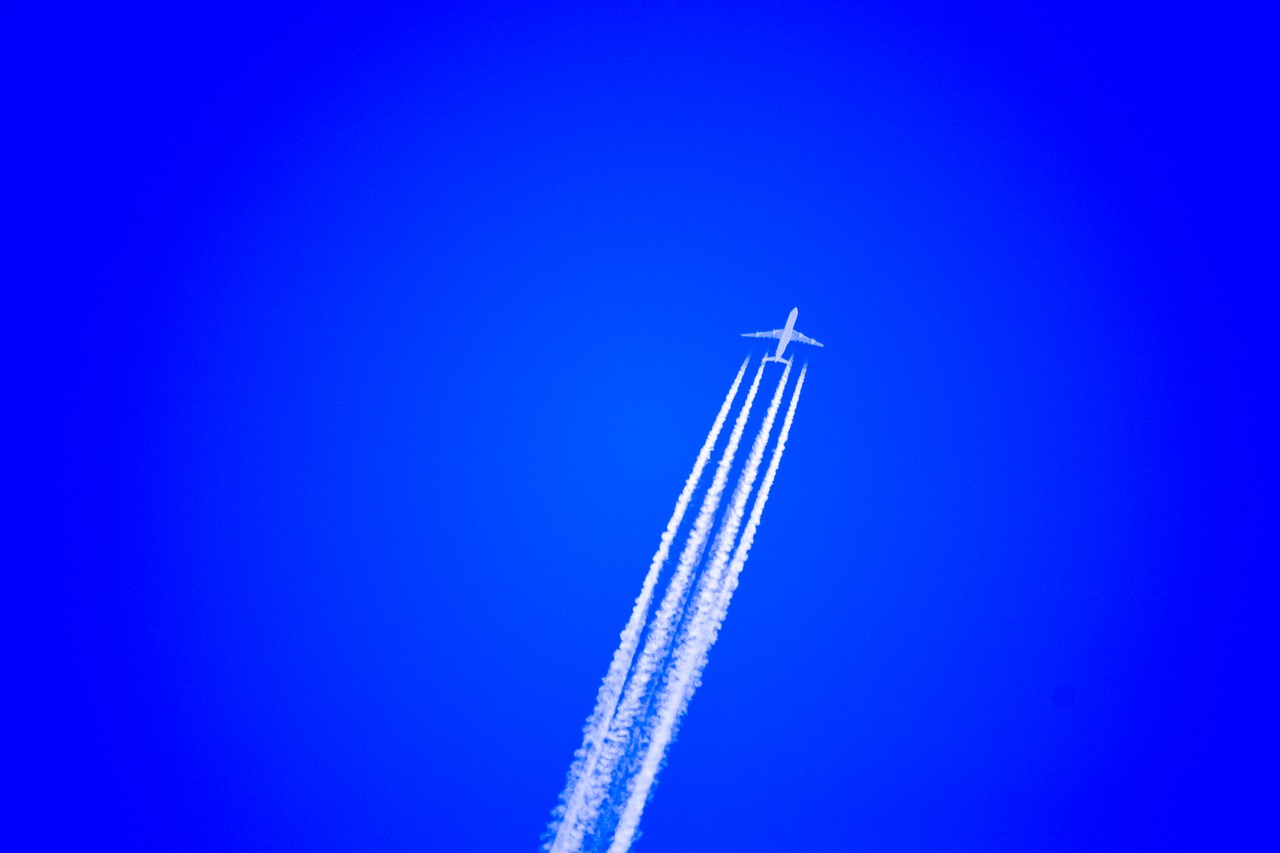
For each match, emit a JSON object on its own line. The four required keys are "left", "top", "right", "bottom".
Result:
{"left": 12, "top": 2, "right": 1273, "bottom": 850}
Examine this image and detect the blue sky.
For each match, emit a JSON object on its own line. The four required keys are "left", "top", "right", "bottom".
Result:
{"left": 12, "top": 2, "right": 1273, "bottom": 850}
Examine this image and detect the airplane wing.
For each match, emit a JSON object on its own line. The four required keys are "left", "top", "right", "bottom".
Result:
{"left": 791, "top": 330, "right": 824, "bottom": 347}
{"left": 741, "top": 329, "right": 785, "bottom": 339}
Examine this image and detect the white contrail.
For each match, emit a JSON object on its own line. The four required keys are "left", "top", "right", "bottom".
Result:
{"left": 548, "top": 359, "right": 763, "bottom": 853}
{"left": 606, "top": 361, "right": 790, "bottom": 847}
{"left": 613, "top": 359, "right": 790, "bottom": 797}
{"left": 683, "top": 360, "right": 790, "bottom": 636}
{"left": 545, "top": 358, "right": 747, "bottom": 852}
{"left": 608, "top": 365, "right": 807, "bottom": 853}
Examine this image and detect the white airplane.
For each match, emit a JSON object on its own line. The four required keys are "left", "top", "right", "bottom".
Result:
{"left": 741, "top": 307, "right": 824, "bottom": 364}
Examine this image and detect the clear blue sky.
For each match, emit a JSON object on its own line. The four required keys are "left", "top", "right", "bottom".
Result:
{"left": 12, "top": 2, "right": 1273, "bottom": 850}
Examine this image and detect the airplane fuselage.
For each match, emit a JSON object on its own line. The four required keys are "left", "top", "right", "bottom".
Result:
{"left": 741, "top": 307, "right": 823, "bottom": 363}
{"left": 773, "top": 307, "right": 799, "bottom": 360}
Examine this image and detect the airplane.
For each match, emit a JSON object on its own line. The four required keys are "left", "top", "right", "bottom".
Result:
{"left": 741, "top": 307, "right": 824, "bottom": 364}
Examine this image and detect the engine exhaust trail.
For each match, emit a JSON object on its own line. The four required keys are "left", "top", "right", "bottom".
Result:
{"left": 608, "top": 365, "right": 807, "bottom": 853}
{"left": 548, "top": 359, "right": 764, "bottom": 853}
{"left": 611, "top": 359, "right": 790, "bottom": 799}
{"left": 686, "top": 360, "right": 791, "bottom": 634}
{"left": 545, "top": 359, "right": 748, "bottom": 849}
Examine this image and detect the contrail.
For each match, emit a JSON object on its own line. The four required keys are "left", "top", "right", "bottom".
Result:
{"left": 608, "top": 365, "right": 807, "bottom": 853}
{"left": 683, "top": 360, "right": 791, "bottom": 636}
{"left": 547, "top": 360, "right": 763, "bottom": 853}
{"left": 606, "top": 361, "right": 792, "bottom": 847}
{"left": 545, "top": 358, "right": 747, "bottom": 852}
{"left": 576, "top": 359, "right": 764, "bottom": 846}
{"left": 613, "top": 359, "right": 790, "bottom": 799}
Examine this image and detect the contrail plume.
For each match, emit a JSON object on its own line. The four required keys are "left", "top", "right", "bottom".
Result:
{"left": 684, "top": 360, "right": 790, "bottom": 632}
{"left": 617, "top": 360, "right": 791, "bottom": 794}
{"left": 608, "top": 365, "right": 807, "bottom": 853}
{"left": 710, "top": 365, "right": 807, "bottom": 655}
{"left": 545, "top": 359, "right": 747, "bottom": 851}
{"left": 547, "top": 360, "right": 763, "bottom": 853}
